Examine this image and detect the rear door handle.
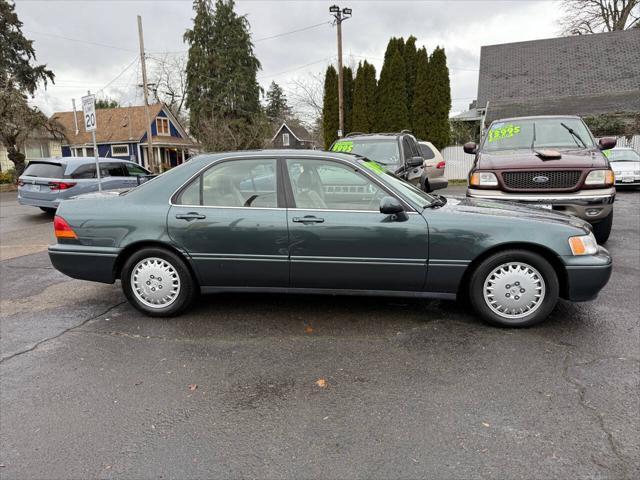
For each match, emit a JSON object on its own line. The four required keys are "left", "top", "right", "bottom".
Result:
{"left": 292, "top": 216, "right": 325, "bottom": 224}
{"left": 175, "top": 212, "right": 206, "bottom": 221}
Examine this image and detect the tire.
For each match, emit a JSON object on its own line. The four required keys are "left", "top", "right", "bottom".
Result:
{"left": 40, "top": 207, "right": 56, "bottom": 215}
{"left": 591, "top": 211, "right": 613, "bottom": 244}
{"left": 468, "top": 249, "right": 559, "bottom": 327}
{"left": 121, "top": 247, "right": 196, "bottom": 317}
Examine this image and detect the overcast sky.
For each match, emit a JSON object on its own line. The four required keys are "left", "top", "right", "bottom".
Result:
{"left": 15, "top": 0, "right": 564, "bottom": 119}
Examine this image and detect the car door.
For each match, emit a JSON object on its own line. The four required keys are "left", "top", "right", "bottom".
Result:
{"left": 284, "top": 157, "right": 429, "bottom": 292}
{"left": 167, "top": 157, "right": 289, "bottom": 288}
{"left": 99, "top": 162, "right": 130, "bottom": 190}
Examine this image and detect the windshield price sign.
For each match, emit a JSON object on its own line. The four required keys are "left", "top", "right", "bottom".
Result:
{"left": 81, "top": 94, "right": 97, "bottom": 132}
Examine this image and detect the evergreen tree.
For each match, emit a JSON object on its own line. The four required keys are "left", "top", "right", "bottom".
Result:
{"left": 342, "top": 66, "right": 354, "bottom": 135}
{"left": 403, "top": 36, "right": 418, "bottom": 116}
{"left": 411, "top": 47, "right": 430, "bottom": 140}
{"left": 265, "top": 81, "right": 289, "bottom": 121}
{"left": 95, "top": 98, "right": 119, "bottom": 109}
{"left": 352, "top": 61, "right": 377, "bottom": 133}
{"left": 184, "top": 0, "right": 263, "bottom": 149}
{"left": 424, "top": 47, "right": 452, "bottom": 149}
{"left": 322, "top": 65, "right": 339, "bottom": 149}
{"left": 375, "top": 47, "right": 409, "bottom": 132}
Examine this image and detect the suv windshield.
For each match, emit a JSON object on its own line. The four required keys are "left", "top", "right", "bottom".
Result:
{"left": 332, "top": 138, "right": 400, "bottom": 166}
{"left": 606, "top": 149, "right": 640, "bottom": 162}
{"left": 483, "top": 118, "right": 595, "bottom": 152}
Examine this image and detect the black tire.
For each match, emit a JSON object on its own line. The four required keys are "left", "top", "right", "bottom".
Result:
{"left": 468, "top": 249, "right": 559, "bottom": 327}
{"left": 40, "top": 207, "right": 56, "bottom": 215}
{"left": 121, "top": 247, "right": 196, "bottom": 317}
{"left": 591, "top": 211, "right": 613, "bottom": 244}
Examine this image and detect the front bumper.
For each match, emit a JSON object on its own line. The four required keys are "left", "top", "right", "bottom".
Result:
{"left": 561, "top": 247, "right": 612, "bottom": 301}
{"left": 48, "top": 244, "right": 119, "bottom": 284}
{"left": 466, "top": 187, "right": 615, "bottom": 222}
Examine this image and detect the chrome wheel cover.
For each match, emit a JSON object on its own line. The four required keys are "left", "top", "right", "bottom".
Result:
{"left": 131, "top": 257, "right": 181, "bottom": 309}
{"left": 483, "top": 262, "right": 546, "bottom": 319}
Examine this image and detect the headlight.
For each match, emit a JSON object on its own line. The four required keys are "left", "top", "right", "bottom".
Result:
{"left": 585, "top": 169, "right": 614, "bottom": 186}
{"left": 469, "top": 171, "right": 498, "bottom": 186}
{"left": 568, "top": 233, "right": 598, "bottom": 255}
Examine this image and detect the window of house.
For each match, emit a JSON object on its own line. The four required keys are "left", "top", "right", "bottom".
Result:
{"left": 85, "top": 147, "right": 95, "bottom": 157}
{"left": 282, "top": 133, "right": 290, "bottom": 147}
{"left": 111, "top": 144, "right": 129, "bottom": 156}
{"left": 25, "top": 141, "right": 49, "bottom": 159}
{"left": 156, "top": 117, "right": 170, "bottom": 136}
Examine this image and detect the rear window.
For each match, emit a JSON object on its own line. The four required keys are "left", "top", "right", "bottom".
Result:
{"left": 22, "top": 162, "right": 64, "bottom": 178}
{"left": 331, "top": 138, "right": 400, "bottom": 166}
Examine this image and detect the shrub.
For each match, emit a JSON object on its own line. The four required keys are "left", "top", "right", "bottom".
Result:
{"left": 0, "top": 169, "right": 17, "bottom": 184}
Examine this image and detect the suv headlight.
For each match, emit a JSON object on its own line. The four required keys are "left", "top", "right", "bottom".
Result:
{"left": 469, "top": 171, "right": 498, "bottom": 186}
{"left": 585, "top": 169, "right": 614, "bottom": 186}
{"left": 568, "top": 233, "right": 598, "bottom": 255}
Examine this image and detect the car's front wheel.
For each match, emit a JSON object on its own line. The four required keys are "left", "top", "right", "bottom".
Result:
{"left": 468, "top": 250, "right": 559, "bottom": 327}
{"left": 591, "top": 211, "right": 613, "bottom": 244}
{"left": 121, "top": 247, "right": 196, "bottom": 317}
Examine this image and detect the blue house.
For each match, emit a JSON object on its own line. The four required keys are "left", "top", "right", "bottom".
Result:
{"left": 50, "top": 103, "right": 199, "bottom": 170}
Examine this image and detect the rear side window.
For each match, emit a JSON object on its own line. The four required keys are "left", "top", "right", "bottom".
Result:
{"left": 70, "top": 164, "right": 97, "bottom": 179}
{"left": 419, "top": 144, "right": 435, "bottom": 160}
{"left": 22, "top": 162, "right": 64, "bottom": 178}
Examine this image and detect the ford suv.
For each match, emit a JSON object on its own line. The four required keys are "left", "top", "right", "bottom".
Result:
{"left": 464, "top": 116, "right": 616, "bottom": 243}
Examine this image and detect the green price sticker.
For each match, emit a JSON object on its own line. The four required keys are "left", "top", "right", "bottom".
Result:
{"left": 361, "top": 160, "right": 385, "bottom": 174}
{"left": 603, "top": 149, "right": 611, "bottom": 158}
{"left": 331, "top": 141, "right": 353, "bottom": 153}
{"left": 488, "top": 124, "right": 521, "bottom": 143}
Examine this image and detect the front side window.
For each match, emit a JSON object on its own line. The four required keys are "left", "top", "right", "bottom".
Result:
{"left": 125, "top": 163, "right": 150, "bottom": 176}
{"left": 402, "top": 137, "right": 418, "bottom": 160}
{"left": 177, "top": 159, "right": 278, "bottom": 208}
{"left": 287, "top": 158, "right": 386, "bottom": 211}
{"left": 156, "top": 118, "right": 170, "bottom": 136}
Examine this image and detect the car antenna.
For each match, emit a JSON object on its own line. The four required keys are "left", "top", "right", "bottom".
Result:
{"left": 530, "top": 121, "right": 536, "bottom": 151}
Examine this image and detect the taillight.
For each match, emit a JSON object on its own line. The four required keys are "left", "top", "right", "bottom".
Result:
{"left": 18, "top": 180, "right": 24, "bottom": 186}
{"left": 53, "top": 216, "right": 78, "bottom": 239}
{"left": 48, "top": 181, "right": 76, "bottom": 191}
{"left": 436, "top": 161, "right": 446, "bottom": 169}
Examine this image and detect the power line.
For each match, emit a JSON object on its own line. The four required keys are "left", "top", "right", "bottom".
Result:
{"left": 96, "top": 57, "right": 140, "bottom": 94}
{"left": 25, "top": 30, "right": 136, "bottom": 52}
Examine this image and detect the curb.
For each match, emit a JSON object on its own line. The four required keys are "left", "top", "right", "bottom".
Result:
{"left": 0, "top": 184, "right": 18, "bottom": 192}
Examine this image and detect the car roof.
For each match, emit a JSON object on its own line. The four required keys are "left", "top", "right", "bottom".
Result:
{"left": 190, "top": 149, "right": 363, "bottom": 165}
{"left": 342, "top": 133, "right": 408, "bottom": 140}
{"left": 29, "top": 157, "right": 139, "bottom": 166}
{"left": 491, "top": 115, "right": 582, "bottom": 123}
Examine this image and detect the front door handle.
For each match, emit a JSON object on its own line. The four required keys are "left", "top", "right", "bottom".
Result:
{"left": 292, "top": 216, "right": 325, "bottom": 224}
{"left": 175, "top": 212, "right": 206, "bottom": 221}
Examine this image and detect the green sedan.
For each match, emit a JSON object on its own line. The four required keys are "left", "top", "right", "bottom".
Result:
{"left": 49, "top": 150, "right": 612, "bottom": 327}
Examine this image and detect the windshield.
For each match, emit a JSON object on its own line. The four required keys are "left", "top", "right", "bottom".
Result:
{"left": 482, "top": 118, "right": 595, "bottom": 152}
{"left": 332, "top": 139, "right": 400, "bottom": 166}
{"left": 357, "top": 159, "right": 436, "bottom": 208}
{"left": 606, "top": 149, "right": 640, "bottom": 162}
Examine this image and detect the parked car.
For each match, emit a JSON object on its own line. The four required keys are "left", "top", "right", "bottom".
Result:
{"left": 417, "top": 141, "right": 448, "bottom": 191}
{"left": 605, "top": 147, "right": 640, "bottom": 187}
{"left": 330, "top": 132, "right": 447, "bottom": 192}
{"left": 49, "top": 150, "right": 611, "bottom": 327}
{"left": 464, "top": 116, "right": 616, "bottom": 244}
{"left": 18, "top": 157, "right": 152, "bottom": 213}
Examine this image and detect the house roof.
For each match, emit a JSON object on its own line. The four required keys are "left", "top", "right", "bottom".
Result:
{"left": 271, "top": 122, "right": 312, "bottom": 142}
{"left": 477, "top": 29, "right": 640, "bottom": 120}
{"left": 50, "top": 104, "right": 165, "bottom": 145}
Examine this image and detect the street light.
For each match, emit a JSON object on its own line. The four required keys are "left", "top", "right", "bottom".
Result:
{"left": 329, "top": 5, "right": 352, "bottom": 138}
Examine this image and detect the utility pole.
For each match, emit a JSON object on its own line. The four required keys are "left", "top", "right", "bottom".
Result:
{"left": 329, "top": 5, "right": 352, "bottom": 138}
{"left": 137, "top": 15, "right": 156, "bottom": 172}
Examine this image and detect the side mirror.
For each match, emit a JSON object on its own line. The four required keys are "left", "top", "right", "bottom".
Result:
{"left": 408, "top": 156, "right": 424, "bottom": 167}
{"left": 380, "top": 196, "right": 404, "bottom": 215}
{"left": 598, "top": 137, "right": 617, "bottom": 151}
{"left": 463, "top": 142, "right": 478, "bottom": 155}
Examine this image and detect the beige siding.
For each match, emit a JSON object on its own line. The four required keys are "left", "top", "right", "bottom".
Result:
{"left": 49, "top": 140, "right": 62, "bottom": 157}
{"left": 0, "top": 145, "right": 11, "bottom": 172}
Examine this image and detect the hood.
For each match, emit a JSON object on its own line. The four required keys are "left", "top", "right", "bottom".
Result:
{"left": 431, "top": 195, "right": 591, "bottom": 233}
{"left": 478, "top": 148, "right": 605, "bottom": 170}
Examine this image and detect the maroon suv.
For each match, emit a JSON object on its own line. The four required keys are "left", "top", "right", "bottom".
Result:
{"left": 465, "top": 115, "right": 616, "bottom": 243}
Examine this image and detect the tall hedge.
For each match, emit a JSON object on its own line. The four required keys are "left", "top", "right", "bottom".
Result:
{"left": 352, "top": 60, "right": 377, "bottom": 133}
{"left": 375, "top": 41, "right": 409, "bottom": 132}
{"left": 411, "top": 47, "right": 430, "bottom": 140}
{"left": 322, "top": 65, "right": 339, "bottom": 149}
{"left": 424, "top": 47, "right": 451, "bottom": 149}
{"left": 342, "top": 66, "right": 354, "bottom": 135}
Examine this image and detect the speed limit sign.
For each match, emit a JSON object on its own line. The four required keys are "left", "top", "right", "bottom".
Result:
{"left": 81, "top": 94, "right": 97, "bottom": 132}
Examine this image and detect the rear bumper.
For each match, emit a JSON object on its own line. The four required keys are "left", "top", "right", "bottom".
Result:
{"left": 466, "top": 187, "right": 615, "bottom": 222}
{"left": 17, "top": 193, "right": 60, "bottom": 209}
{"left": 48, "top": 244, "right": 119, "bottom": 284}
{"left": 561, "top": 247, "right": 612, "bottom": 301}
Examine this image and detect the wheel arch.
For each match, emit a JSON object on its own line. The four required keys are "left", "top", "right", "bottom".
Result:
{"left": 457, "top": 242, "right": 568, "bottom": 300}
{"left": 113, "top": 241, "right": 199, "bottom": 285}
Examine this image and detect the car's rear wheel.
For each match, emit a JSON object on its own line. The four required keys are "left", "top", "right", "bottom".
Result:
{"left": 591, "top": 211, "right": 613, "bottom": 244}
{"left": 40, "top": 207, "right": 56, "bottom": 215}
{"left": 121, "top": 247, "right": 196, "bottom": 317}
{"left": 468, "top": 249, "right": 559, "bottom": 327}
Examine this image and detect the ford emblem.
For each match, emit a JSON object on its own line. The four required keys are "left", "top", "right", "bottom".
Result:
{"left": 532, "top": 175, "right": 549, "bottom": 183}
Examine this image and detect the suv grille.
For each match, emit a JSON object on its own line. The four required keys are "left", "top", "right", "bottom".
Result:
{"left": 502, "top": 170, "right": 581, "bottom": 190}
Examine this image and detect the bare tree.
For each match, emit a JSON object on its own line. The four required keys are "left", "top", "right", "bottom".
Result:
{"left": 198, "top": 114, "right": 269, "bottom": 152}
{"left": 150, "top": 54, "right": 189, "bottom": 126}
{"left": 287, "top": 72, "right": 324, "bottom": 128}
{"left": 560, "top": 0, "right": 640, "bottom": 35}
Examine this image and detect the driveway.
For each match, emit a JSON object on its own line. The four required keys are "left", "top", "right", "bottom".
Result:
{"left": 1, "top": 188, "right": 638, "bottom": 479}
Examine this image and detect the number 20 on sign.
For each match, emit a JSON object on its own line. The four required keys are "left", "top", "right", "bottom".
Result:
{"left": 81, "top": 94, "right": 97, "bottom": 132}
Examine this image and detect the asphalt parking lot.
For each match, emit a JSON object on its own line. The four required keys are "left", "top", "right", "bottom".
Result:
{"left": 1, "top": 186, "right": 638, "bottom": 479}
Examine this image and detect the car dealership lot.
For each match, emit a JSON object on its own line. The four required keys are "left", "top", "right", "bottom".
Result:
{"left": 1, "top": 188, "right": 638, "bottom": 478}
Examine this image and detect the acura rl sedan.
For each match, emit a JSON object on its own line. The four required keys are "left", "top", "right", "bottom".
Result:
{"left": 49, "top": 150, "right": 612, "bottom": 327}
